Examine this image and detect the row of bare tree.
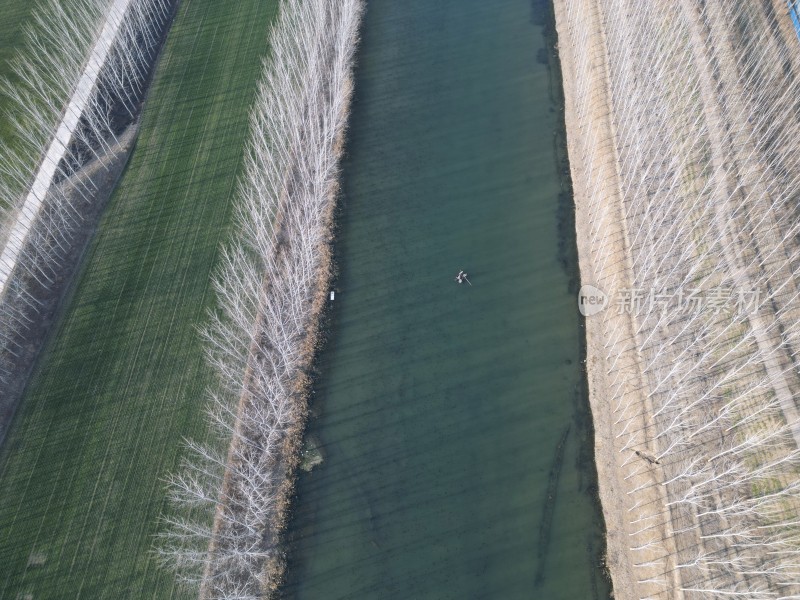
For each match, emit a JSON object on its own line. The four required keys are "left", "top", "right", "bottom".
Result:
{"left": 158, "top": 1, "right": 363, "bottom": 598}
{"left": 0, "top": 0, "right": 173, "bottom": 385}
{"left": 561, "top": 0, "right": 800, "bottom": 598}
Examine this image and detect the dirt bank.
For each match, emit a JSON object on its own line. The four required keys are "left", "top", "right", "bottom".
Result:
{"left": 555, "top": 0, "right": 800, "bottom": 598}
{"left": 552, "top": 1, "right": 676, "bottom": 598}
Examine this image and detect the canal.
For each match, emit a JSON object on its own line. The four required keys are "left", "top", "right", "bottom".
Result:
{"left": 283, "top": 1, "right": 610, "bottom": 598}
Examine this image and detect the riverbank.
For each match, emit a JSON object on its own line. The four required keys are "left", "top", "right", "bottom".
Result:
{"left": 553, "top": 3, "right": 645, "bottom": 597}
{"left": 161, "top": 2, "right": 364, "bottom": 597}
{"left": 555, "top": 0, "right": 800, "bottom": 598}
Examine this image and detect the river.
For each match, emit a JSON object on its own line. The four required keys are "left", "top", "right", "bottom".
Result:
{"left": 283, "top": 1, "right": 611, "bottom": 598}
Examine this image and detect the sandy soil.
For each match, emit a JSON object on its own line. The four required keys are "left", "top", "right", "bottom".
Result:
{"left": 554, "top": 0, "right": 800, "bottom": 598}
{"left": 554, "top": 3, "right": 661, "bottom": 597}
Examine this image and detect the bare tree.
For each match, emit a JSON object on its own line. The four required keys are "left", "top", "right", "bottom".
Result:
{"left": 0, "top": 0, "right": 173, "bottom": 385}
{"left": 561, "top": 0, "right": 800, "bottom": 597}
{"left": 158, "top": 1, "right": 364, "bottom": 598}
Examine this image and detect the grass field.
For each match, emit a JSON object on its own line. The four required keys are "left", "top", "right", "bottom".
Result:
{"left": 0, "top": 0, "right": 279, "bottom": 597}
{"left": 0, "top": 0, "right": 41, "bottom": 141}
{"left": 0, "top": 0, "right": 45, "bottom": 213}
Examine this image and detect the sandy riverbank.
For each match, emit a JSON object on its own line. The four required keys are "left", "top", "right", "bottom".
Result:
{"left": 553, "top": 2, "right": 658, "bottom": 597}
{"left": 555, "top": 0, "right": 800, "bottom": 598}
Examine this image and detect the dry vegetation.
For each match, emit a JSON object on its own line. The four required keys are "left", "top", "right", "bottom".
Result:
{"left": 157, "top": 1, "right": 364, "bottom": 598}
{"left": 556, "top": 0, "right": 800, "bottom": 598}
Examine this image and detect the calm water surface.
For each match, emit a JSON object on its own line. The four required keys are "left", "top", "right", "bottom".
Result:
{"left": 284, "top": 1, "right": 611, "bottom": 598}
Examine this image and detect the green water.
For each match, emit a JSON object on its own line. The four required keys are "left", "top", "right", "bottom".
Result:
{"left": 283, "top": 1, "right": 610, "bottom": 599}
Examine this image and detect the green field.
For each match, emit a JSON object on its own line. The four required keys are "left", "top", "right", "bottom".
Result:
{"left": 0, "top": 0, "right": 41, "bottom": 142}
{"left": 0, "top": 0, "right": 279, "bottom": 597}
{"left": 0, "top": 0, "right": 45, "bottom": 212}
{"left": 0, "top": 0, "right": 34, "bottom": 73}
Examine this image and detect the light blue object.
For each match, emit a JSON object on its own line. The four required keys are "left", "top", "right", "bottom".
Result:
{"left": 790, "top": 0, "right": 800, "bottom": 39}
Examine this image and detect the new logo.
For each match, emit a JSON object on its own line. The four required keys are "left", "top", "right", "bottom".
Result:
{"left": 578, "top": 285, "right": 608, "bottom": 317}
